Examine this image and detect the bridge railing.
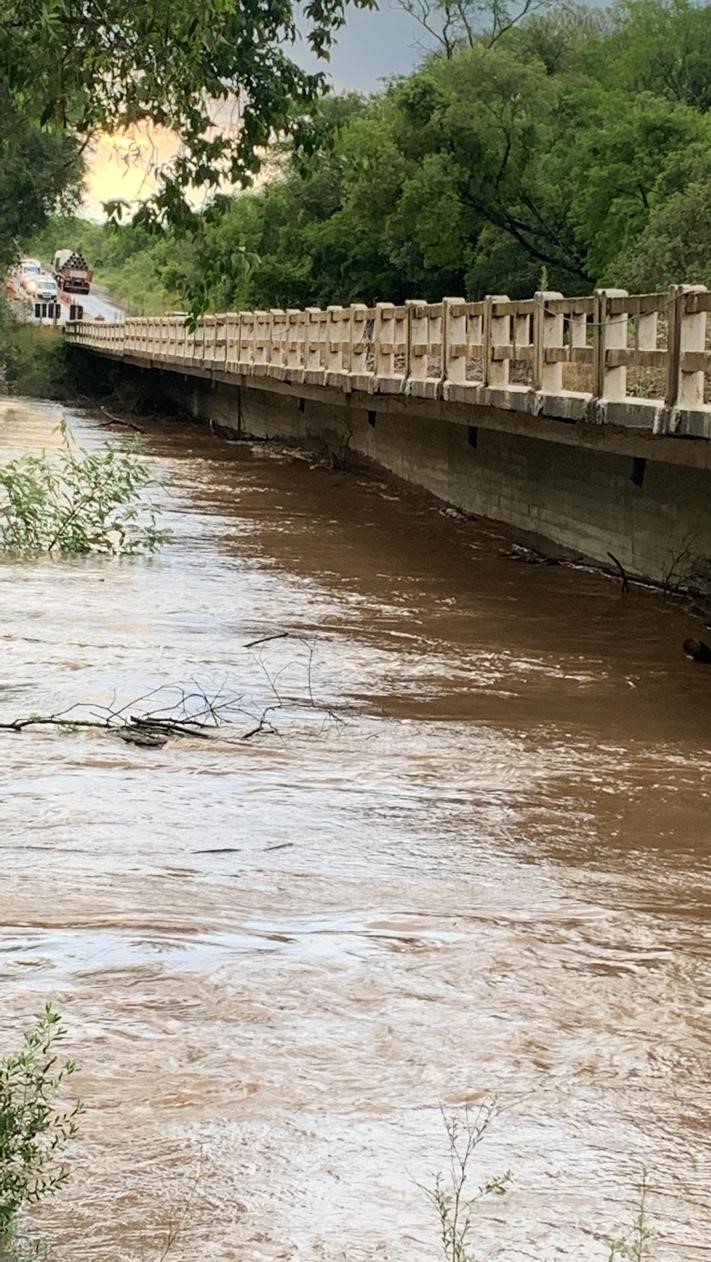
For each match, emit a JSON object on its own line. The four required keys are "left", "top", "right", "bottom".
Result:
{"left": 65, "top": 285, "right": 711, "bottom": 433}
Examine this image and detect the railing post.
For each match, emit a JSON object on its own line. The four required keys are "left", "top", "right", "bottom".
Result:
{"left": 406, "top": 300, "right": 427, "bottom": 387}
{"left": 514, "top": 309, "right": 532, "bottom": 361}
{"left": 594, "top": 288, "right": 628, "bottom": 400}
{"left": 269, "top": 309, "right": 286, "bottom": 375}
{"left": 349, "top": 305, "right": 370, "bottom": 386}
{"left": 285, "top": 309, "right": 301, "bottom": 378}
{"left": 224, "top": 313, "right": 239, "bottom": 373}
{"left": 667, "top": 283, "right": 707, "bottom": 410}
{"left": 374, "top": 303, "right": 395, "bottom": 381}
{"left": 326, "top": 305, "right": 344, "bottom": 378}
{"left": 443, "top": 297, "right": 467, "bottom": 386}
{"left": 534, "top": 291, "right": 564, "bottom": 394}
{"left": 239, "top": 312, "right": 254, "bottom": 371}
{"left": 569, "top": 308, "right": 588, "bottom": 354}
{"left": 304, "top": 308, "right": 323, "bottom": 379}
{"left": 488, "top": 296, "right": 512, "bottom": 390}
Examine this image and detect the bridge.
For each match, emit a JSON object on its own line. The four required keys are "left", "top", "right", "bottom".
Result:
{"left": 66, "top": 285, "right": 711, "bottom": 586}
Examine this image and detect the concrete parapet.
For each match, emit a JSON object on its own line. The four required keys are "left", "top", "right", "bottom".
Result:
{"left": 65, "top": 284, "right": 711, "bottom": 439}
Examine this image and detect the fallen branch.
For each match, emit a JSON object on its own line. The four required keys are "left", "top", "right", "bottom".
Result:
{"left": 607, "top": 551, "right": 630, "bottom": 594}
{"left": 0, "top": 638, "right": 345, "bottom": 748}
{"left": 98, "top": 405, "right": 146, "bottom": 433}
{"left": 243, "top": 632, "right": 290, "bottom": 649}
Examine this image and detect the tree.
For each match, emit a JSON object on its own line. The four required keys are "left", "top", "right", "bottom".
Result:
{"left": 0, "top": 0, "right": 375, "bottom": 262}
{"left": 0, "top": 87, "right": 83, "bottom": 269}
{"left": 25, "top": 0, "right": 711, "bottom": 311}
{"left": 619, "top": 138, "right": 711, "bottom": 290}
{"left": 395, "top": 0, "right": 555, "bottom": 59}
{"left": 595, "top": 0, "right": 711, "bottom": 113}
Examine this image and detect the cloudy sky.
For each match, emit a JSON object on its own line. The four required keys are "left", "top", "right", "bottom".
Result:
{"left": 293, "top": 1, "right": 428, "bottom": 89}
{"left": 83, "top": 3, "right": 428, "bottom": 216}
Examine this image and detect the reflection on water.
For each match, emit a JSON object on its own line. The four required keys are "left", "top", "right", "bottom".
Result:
{"left": 1, "top": 397, "right": 711, "bottom": 1260}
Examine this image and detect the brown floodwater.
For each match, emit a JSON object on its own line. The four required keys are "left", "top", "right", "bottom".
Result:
{"left": 1, "top": 396, "right": 711, "bottom": 1261}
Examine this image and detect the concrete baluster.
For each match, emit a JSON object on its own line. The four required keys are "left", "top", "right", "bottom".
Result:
{"left": 406, "top": 301, "right": 427, "bottom": 387}
{"left": 223, "top": 314, "right": 237, "bottom": 373}
{"left": 349, "top": 305, "right": 370, "bottom": 386}
{"left": 327, "top": 305, "right": 344, "bottom": 378}
{"left": 216, "top": 314, "right": 227, "bottom": 370}
{"left": 534, "top": 291, "right": 564, "bottom": 394}
{"left": 374, "top": 303, "right": 395, "bottom": 382}
{"left": 284, "top": 310, "right": 300, "bottom": 377}
{"left": 675, "top": 285, "right": 707, "bottom": 410}
{"left": 298, "top": 309, "right": 310, "bottom": 378}
{"left": 205, "top": 315, "right": 216, "bottom": 366}
{"left": 443, "top": 298, "right": 467, "bottom": 388}
{"left": 432, "top": 305, "right": 444, "bottom": 383}
{"left": 252, "top": 311, "right": 267, "bottom": 371}
{"left": 303, "top": 308, "right": 321, "bottom": 378}
{"left": 594, "top": 288, "right": 628, "bottom": 401}
{"left": 269, "top": 309, "right": 285, "bottom": 375}
{"left": 514, "top": 310, "right": 532, "bottom": 364}
{"left": 483, "top": 296, "right": 511, "bottom": 389}
{"left": 319, "top": 309, "right": 330, "bottom": 373}
{"left": 234, "top": 311, "right": 248, "bottom": 368}
{"left": 569, "top": 309, "right": 588, "bottom": 354}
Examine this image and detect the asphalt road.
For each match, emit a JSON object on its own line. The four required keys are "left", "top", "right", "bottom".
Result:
{"left": 59, "top": 284, "right": 124, "bottom": 323}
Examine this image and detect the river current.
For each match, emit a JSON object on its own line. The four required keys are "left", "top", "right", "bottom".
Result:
{"left": 1, "top": 397, "right": 710, "bottom": 1260}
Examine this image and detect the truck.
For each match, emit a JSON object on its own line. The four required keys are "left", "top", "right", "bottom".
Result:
{"left": 53, "top": 249, "right": 93, "bottom": 295}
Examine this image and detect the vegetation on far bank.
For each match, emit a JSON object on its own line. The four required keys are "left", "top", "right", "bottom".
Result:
{"left": 22, "top": 0, "right": 711, "bottom": 316}
{"left": 0, "top": 302, "right": 71, "bottom": 399}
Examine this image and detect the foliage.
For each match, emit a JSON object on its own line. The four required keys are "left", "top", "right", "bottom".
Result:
{"left": 0, "top": 0, "right": 375, "bottom": 271}
{"left": 0, "top": 426, "right": 170, "bottom": 555}
{"left": 425, "top": 1101, "right": 512, "bottom": 1262}
{"left": 427, "top": 1104, "right": 659, "bottom": 1262}
{"left": 596, "top": 1168, "right": 656, "bottom": 1262}
{"left": 0, "top": 1005, "right": 82, "bottom": 1246}
{"left": 0, "top": 315, "right": 73, "bottom": 401}
{"left": 0, "top": 83, "right": 83, "bottom": 274}
{"left": 21, "top": 0, "right": 711, "bottom": 311}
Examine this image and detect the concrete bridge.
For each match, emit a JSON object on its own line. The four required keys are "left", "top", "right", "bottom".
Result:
{"left": 66, "top": 286, "right": 711, "bottom": 587}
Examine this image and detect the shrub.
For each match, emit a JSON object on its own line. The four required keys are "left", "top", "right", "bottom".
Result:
{"left": 0, "top": 424, "right": 170, "bottom": 555}
{"left": 0, "top": 1006, "right": 82, "bottom": 1248}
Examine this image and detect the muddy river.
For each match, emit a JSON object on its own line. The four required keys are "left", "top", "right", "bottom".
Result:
{"left": 1, "top": 398, "right": 710, "bottom": 1260}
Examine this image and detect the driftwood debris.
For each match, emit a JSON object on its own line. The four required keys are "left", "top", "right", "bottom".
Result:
{"left": 0, "top": 635, "right": 344, "bottom": 749}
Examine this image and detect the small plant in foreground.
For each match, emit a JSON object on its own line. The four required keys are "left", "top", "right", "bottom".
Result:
{"left": 0, "top": 423, "right": 170, "bottom": 555}
{"left": 425, "top": 1100, "right": 512, "bottom": 1262}
{"left": 427, "top": 1104, "right": 658, "bottom": 1262}
{"left": 596, "top": 1167, "right": 655, "bottom": 1262}
{"left": 0, "top": 1005, "right": 83, "bottom": 1248}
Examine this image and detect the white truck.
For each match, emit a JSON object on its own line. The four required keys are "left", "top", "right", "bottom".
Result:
{"left": 53, "top": 249, "right": 93, "bottom": 295}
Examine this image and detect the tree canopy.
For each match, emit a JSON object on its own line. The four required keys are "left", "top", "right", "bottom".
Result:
{"left": 21, "top": 0, "right": 711, "bottom": 307}
{"left": 0, "top": 0, "right": 374, "bottom": 266}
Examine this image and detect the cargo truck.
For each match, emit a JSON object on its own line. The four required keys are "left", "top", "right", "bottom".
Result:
{"left": 53, "top": 249, "right": 93, "bottom": 295}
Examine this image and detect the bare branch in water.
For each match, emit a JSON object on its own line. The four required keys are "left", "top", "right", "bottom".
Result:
{"left": 0, "top": 637, "right": 346, "bottom": 748}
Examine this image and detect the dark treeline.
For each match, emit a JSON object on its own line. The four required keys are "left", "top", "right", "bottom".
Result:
{"left": 27, "top": 0, "right": 711, "bottom": 311}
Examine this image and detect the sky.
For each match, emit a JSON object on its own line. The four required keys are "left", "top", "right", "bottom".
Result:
{"left": 82, "top": 2, "right": 428, "bottom": 217}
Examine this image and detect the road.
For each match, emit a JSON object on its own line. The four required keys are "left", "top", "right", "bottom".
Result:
{"left": 59, "top": 283, "right": 124, "bottom": 323}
